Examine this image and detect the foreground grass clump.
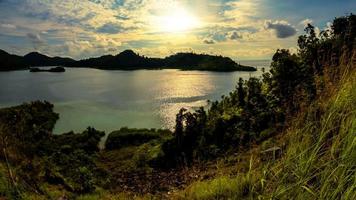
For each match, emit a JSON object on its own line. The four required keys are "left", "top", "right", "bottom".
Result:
{"left": 105, "top": 128, "right": 172, "bottom": 150}
{"left": 99, "top": 139, "right": 165, "bottom": 173}
{"left": 178, "top": 156, "right": 263, "bottom": 200}
{"left": 100, "top": 128, "right": 172, "bottom": 173}
{"left": 75, "top": 188, "right": 155, "bottom": 200}
{"left": 177, "top": 71, "right": 356, "bottom": 199}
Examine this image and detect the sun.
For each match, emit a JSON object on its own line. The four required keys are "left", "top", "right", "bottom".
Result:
{"left": 156, "top": 8, "right": 200, "bottom": 33}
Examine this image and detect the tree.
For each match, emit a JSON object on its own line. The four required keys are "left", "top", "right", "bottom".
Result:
{"left": 298, "top": 24, "right": 322, "bottom": 74}
{"left": 237, "top": 78, "right": 246, "bottom": 107}
{"left": 332, "top": 16, "right": 348, "bottom": 37}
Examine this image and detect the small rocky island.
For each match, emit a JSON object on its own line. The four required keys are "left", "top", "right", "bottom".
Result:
{"left": 29, "top": 66, "right": 66, "bottom": 73}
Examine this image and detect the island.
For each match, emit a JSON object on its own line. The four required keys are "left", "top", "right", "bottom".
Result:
{"left": 0, "top": 49, "right": 257, "bottom": 72}
{"left": 29, "top": 66, "right": 66, "bottom": 73}
{"left": 66, "top": 50, "right": 257, "bottom": 72}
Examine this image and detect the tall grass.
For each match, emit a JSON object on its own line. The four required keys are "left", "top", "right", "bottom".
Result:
{"left": 270, "top": 71, "right": 356, "bottom": 199}
{"left": 177, "top": 156, "right": 264, "bottom": 200}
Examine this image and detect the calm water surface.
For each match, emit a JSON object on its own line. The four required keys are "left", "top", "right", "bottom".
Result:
{"left": 0, "top": 60, "right": 270, "bottom": 134}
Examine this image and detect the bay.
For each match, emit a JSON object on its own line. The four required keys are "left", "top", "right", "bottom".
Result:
{"left": 0, "top": 60, "right": 270, "bottom": 134}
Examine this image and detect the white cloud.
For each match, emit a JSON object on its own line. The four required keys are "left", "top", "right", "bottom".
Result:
{"left": 300, "top": 18, "right": 313, "bottom": 27}
{"left": 1, "top": 23, "right": 16, "bottom": 29}
{"left": 26, "top": 33, "right": 45, "bottom": 50}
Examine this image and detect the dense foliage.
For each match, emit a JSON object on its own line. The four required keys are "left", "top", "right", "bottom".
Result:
{"left": 0, "top": 103, "right": 109, "bottom": 197}
{"left": 105, "top": 128, "right": 171, "bottom": 150}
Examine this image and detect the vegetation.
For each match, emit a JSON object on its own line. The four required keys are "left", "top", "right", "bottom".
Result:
{"left": 0, "top": 103, "right": 110, "bottom": 197}
{"left": 159, "top": 14, "right": 355, "bottom": 168}
{"left": 105, "top": 128, "right": 171, "bottom": 150}
{"left": 177, "top": 69, "right": 355, "bottom": 199}
{"left": 0, "top": 14, "right": 355, "bottom": 199}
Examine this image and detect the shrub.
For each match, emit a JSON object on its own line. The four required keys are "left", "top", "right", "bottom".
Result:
{"left": 105, "top": 128, "right": 171, "bottom": 150}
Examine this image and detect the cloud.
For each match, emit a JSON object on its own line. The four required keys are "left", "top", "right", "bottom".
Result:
{"left": 97, "top": 22, "right": 123, "bottom": 34}
{"left": 1, "top": 23, "right": 16, "bottom": 29}
{"left": 203, "top": 39, "right": 215, "bottom": 44}
{"left": 300, "top": 18, "right": 313, "bottom": 27}
{"left": 227, "top": 31, "right": 243, "bottom": 40}
{"left": 264, "top": 20, "right": 297, "bottom": 38}
{"left": 27, "top": 33, "right": 42, "bottom": 42}
{"left": 201, "top": 27, "right": 246, "bottom": 44}
{"left": 26, "top": 33, "right": 45, "bottom": 50}
{"left": 223, "top": 0, "right": 260, "bottom": 26}
{"left": 0, "top": 0, "right": 321, "bottom": 60}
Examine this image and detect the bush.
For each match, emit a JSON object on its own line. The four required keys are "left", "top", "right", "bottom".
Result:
{"left": 105, "top": 128, "right": 171, "bottom": 150}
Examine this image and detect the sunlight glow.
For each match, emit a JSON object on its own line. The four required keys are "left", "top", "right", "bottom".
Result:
{"left": 156, "top": 8, "right": 200, "bottom": 33}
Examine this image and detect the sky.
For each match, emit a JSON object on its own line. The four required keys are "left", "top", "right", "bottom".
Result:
{"left": 0, "top": 0, "right": 355, "bottom": 60}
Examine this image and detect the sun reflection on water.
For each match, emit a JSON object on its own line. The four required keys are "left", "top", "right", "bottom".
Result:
{"left": 154, "top": 70, "right": 215, "bottom": 129}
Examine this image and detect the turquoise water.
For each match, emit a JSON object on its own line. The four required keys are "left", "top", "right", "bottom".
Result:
{"left": 0, "top": 60, "right": 270, "bottom": 134}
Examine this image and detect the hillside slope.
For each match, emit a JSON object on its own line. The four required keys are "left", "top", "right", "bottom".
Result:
{"left": 176, "top": 68, "right": 355, "bottom": 200}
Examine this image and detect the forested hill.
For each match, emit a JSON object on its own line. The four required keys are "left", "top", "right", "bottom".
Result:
{"left": 23, "top": 52, "right": 75, "bottom": 67}
{"left": 0, "top": 49, "right": 256, "bottom": 72}
{"left": 0, "top": 49, "right": 28, "bottom": 71}
{"left": 0, "top": 51, "right": 74, "bottom": 71}
{"left": 66, "top": 50, "right": 256, "bottom": 71}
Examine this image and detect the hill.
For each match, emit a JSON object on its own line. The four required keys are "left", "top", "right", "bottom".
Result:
{"left": 164, "top": 53, "right": 256, "bottom": 71}
{"left": 0, "top": 49, "right": 256, "bottom": 72}
{"left": 66, "top": 50, "right": 256, "bottom": 71}
{"left": 67, "top": 49, "right": 156, "bottom": 69}
{"left": 24, "top": 52, "right": 75, "bottom": 67}
{"left": 0, "top": 50, "right": 28, "bottom": 71}
{"left": 0, "top": 51, "right": 74, "bottom": 70}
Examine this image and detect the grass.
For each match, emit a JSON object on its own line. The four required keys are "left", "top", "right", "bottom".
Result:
{"left": 98, "top": 139, "right": 164, "bottom": 174}
{"left": 176, "top": 156, "right": 264, "bottom": 200}
{"left": 76, "top": 188, "right": 157, "bottom": 200}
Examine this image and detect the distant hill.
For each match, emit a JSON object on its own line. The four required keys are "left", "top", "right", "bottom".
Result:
{"left": 164, "top": 53, "right": 256, "bottom": 71}
{"left": 24, "top": 52, "right": 75, "bottom": 67}
{"left": 0, "top": 50, "right": 74, "bottom": 71}
{"left": 0, "top": 49, "right": 256, "bottom": 72}
{"left": 67, "top": 50, "right": 257, "bottom": 71}
{"left": 0, "top": 49, "right": 28, "bottom": 71}
{"left": 67, "top": 50, "right": 159, "bottom": 69}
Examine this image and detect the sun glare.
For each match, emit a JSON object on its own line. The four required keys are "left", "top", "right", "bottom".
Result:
{"left": 157, "top": 8, "right": 200, "bottom": 33}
